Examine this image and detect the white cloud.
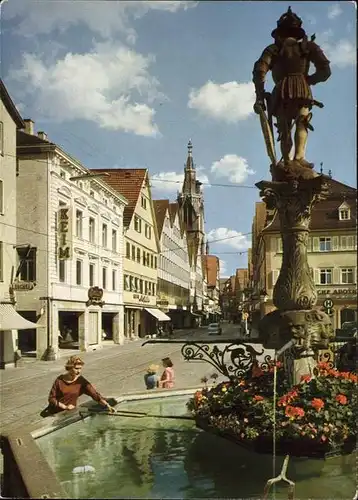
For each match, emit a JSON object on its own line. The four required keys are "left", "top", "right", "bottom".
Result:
{"left": 188, "top": 80, "right": 255, "bottom": 123}
{"left": 319, "top": 31, "right": 356, "bottom": 68}
{"left": 327, "top": 4, "right": 342, "bottom": 20}
{"left": 219, "top": 259, "right": 228, "bottom": 277}
{"left": 207, "top": 228, "right": 251, "bottom": 251}
{"left": 9, "top": 42, "right": 164, "bottom": 136}
{"left": 3, "top": 0, "right": 197, "bottom": 43}
{"left": 151, "top": 166, "right": 209, "bottom": 192}
{"left": 211, "top": 155, "right": 255, "bottom": 184}
{"left": 325, "top": 39, "right": 356, "bottom": 68}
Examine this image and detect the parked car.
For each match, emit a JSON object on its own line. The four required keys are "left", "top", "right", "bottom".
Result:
{"left": 208, "top": 323, "right": 222, "bottom": 335}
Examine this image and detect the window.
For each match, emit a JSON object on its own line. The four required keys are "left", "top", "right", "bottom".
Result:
{"left": 141, "top": 196, "right": 147, "bottom": 209}
{"left": 139, "top": 279, "right": 143, "bottom": 293}
{"left": 112, "top": 270, "right": 116, "bottom": 291}
{"left": 145, "top": 224, "right": 151, "bottom": 239}
{"left": 136, "top": 248, "right": 141, "bottom": 263}
{"left": 102, "top": 267, "right": 107, "bottom": 289}
{"left": 16, "top": 247, "right": 37, "bottom": 281}
{"left": 320, "top": 269, "right": 332, "bottom": 285}
{"left": 150, "top": 254, "right": 154, "bottom": 268}
{"left": 134, "top": 216, "right": 142, "bottom": 232}
{"left": 76, "top": 210, "right": 83, "bottom": 238}
{"left": 112, "top": 229, "right": 117, "bottom": 252}
{"left": 319, "top": 237, "right": 331, "bottom": 252}
{"left": 135, "top": 277, "right": 139, "bottom": 292}
{"left": 102, "top": 224, "right": 108, "bottom": 247}
{"left": 0, "top": 121, "right": 3, "bottom": 155}
{"left": 124, "top": 274, "right": 130, "bottom": 291}
{"left": 341, "top": 236, "right": 347, "bottom": 250}
{"left": 89, "top": 263, "right": 95, "bottom": 287}
{"left": 131, "top": 245, "right": 136, "bottom": 260}
{"left": 89, "top": 217, "right": 95, "bottom": 243}
{"left": 0, "top": 179, "right": 3, "bottom": 214}
{"left": 126, "top": 242, "right": 130, "bottom": 258}
{"left": 154, "top": 256, "right": 157, "bottom": 269}
{"left": 341, "top": 268, "right": 354, "bottom": 284}
{"left": 76, "top": 260, "right": 82, "bottom": 285}
{"left": 339, "top": 208, "right": 350, "bottom": 220}
{"left": 0, "top": 241, "right": 3, "bottom": 281}
{"left": 59, "top": 260, "right": 66, "bottom": 282}
{"left": 146, "top": 253, "right": 150, "bottom": 266}
{"left": 142, "top": 251, "right": 146, "bottom": 266}
{"left": 129, "top": 276, "right": 134, "bottom": 292}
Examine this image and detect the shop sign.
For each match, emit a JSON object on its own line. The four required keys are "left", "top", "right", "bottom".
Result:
{"left": 317, "top": 289, "right": 357, "bottom": 296}
{"left": 157, "top": 299, "right": 169, "bottom": 306}
{"left": 87, "top": 286, "right": 105, "bottom": 307}
{"left": 12, "top": 281, "right": 35, "bottom": 291}
{"left": 133, "top": 293, "right": 150, "bottom": 303}
{"left": 58, "top": 206, "right": 72, "bottom": 260}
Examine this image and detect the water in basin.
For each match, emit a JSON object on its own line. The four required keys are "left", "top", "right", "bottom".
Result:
{"left": 36, "top": 395, "right": 356, "bottom": 499}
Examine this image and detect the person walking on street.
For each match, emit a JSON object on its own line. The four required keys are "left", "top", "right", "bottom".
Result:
{"left": 159, "top": 357, "right": 175, "bottom": 389}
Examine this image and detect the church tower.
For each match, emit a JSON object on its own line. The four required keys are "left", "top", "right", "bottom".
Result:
{"left": 177, "top": 140, "right": 205, "bottom": 268}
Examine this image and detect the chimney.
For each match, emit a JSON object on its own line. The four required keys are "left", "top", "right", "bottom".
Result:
{"left": 23, "top": 119, "right": 35, "bottom": 135}
{"left": 38, "top": 131, "right": 48, "bottom": 141}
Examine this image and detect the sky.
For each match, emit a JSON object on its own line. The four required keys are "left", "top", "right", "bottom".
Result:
{"left": 2, "top": 0, "right": 356, "bottom": 277}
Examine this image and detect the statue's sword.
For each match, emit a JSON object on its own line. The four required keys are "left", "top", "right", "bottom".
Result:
{"left": 257, "top": 93, "right": 277, "bottom": 165}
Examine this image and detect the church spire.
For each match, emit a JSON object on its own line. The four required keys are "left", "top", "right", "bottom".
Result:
{"left": 186, "top": 139, "right": 194, "bottom": 170}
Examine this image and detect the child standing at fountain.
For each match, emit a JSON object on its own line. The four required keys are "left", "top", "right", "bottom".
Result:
{"left": 159, "top": 357, "right": 175, "bottom": 389}
{"left": 144, "top": 364, "right": 159, "bottom": 390}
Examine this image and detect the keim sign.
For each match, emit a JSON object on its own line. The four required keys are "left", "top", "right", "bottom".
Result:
{"left": 318, "top": 289, "right": 357, "bottom": 296}
{"left": 58, "top": 206, "right": 72, "bottom": 260}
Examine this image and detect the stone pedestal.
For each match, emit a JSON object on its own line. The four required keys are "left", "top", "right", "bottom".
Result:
{"left": 256, "top": 174, "right": 334, "bottom": 382}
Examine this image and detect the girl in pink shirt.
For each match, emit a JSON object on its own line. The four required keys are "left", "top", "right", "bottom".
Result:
{"left": 160, "top": 357, "right": 175, "bottom": 389}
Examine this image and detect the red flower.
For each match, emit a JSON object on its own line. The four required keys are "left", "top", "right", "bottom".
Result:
{"left": 335, "top": 394, "right": 347, "bottom": 405}
{"left": 300, "top": 374, "right": 311, "bottom": 383}
{"left": 285, "top": 405, "right": 305, "bottom": 419}
{"left": 311, "top": 398, "right": 325, "bottom": 412}
{"left": 253, "top": 395, "right": 264, "bottom": 402}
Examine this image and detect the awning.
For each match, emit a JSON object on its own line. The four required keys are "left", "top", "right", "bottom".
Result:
{"left": 144, "top": 308, "right": 171, "bottom": 321}
{"left": 0, "top": 304, "right": 41, "bottom": 331}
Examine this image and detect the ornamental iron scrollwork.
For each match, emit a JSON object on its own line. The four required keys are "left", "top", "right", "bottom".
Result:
{"left": 180, "top": 341, "right": 273, "bottom": 379}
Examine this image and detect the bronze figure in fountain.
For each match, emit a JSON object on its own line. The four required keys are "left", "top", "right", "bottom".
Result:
{"left": 253, "top": 7, "right": 334, "bottom": 384}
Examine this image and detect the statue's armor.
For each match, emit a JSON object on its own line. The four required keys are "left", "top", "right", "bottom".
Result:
{"left": 253, "top": 39, "right": 331, "bottom": 116}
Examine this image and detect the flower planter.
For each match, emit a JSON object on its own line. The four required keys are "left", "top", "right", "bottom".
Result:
{"left": 196, "top": 417, "right": 357, "bottom": 459}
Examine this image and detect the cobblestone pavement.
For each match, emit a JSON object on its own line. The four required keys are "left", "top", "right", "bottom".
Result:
{"left": 0, "top": 326, "right": 244, "bottom": 430}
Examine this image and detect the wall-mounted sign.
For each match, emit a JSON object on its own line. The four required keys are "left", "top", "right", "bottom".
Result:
{"left": 87, "top": 287, "right": 105, "bottom": 307}
{"left": 157, "top": 299, "right": 169, "bottom": 307}
{"left": 12, "top": 281, "right": 35, "bottom": 291}
{"left": 133, "top": 293, "right": 150, "bottom": 303}
{"left": 58, "top": 206, "right": 72, "bottom": 260}
{"left": 317, "top": 289, "right": 357, "bottom": 296}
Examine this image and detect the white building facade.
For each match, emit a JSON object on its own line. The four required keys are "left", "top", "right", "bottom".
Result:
{"left": 15, "top": 121, "right": 127, "bottom": 360}
{"left": 154, "top": 200, "right": 191, "bottom": 328}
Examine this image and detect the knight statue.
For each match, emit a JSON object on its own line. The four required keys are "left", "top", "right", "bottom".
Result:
{"left": 252, "top": 7, "right": 331, "bottom": 176}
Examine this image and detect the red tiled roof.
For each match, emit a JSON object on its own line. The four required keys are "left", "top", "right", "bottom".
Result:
{"left": 92, "top": 169, "right": 147, "bottom": 227}
{"left": 168, "top": 202, "right": 178, "bottom": 224}
{"left": 203, "top": 255, "right": 219, "bottom": 287}
{"left": 263, "top": 178, "right": 357, "bottom": 233}
{"left": 153, "top": 199, "right": 169, "bottom": 238}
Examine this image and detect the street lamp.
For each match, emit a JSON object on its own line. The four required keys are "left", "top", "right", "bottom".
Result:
{"left": 69, "top": 172, "right": 110, "bottom": 181}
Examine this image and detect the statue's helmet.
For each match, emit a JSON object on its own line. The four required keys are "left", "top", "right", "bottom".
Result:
{"left": 271, "top": 6, "right": 306, "bottom": 40}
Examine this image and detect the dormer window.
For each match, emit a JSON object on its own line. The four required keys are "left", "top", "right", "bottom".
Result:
{"left": 339, "top": 202, "right": 351, "bottom": 221}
